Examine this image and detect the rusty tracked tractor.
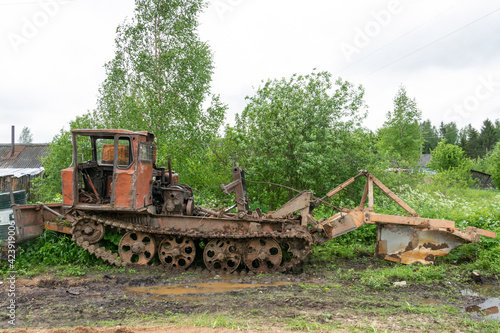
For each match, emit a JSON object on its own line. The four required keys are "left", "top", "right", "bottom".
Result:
{"left": 6, "top": 129, "right": 495, "bottom": 273}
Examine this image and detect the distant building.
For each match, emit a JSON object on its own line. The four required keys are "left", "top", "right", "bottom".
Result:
{"left": 470, "top": 169, "right": 495, "bottom": 189}
{"left": 419, "top": 154, "right": 495, "bottom": 188}
{"left": 419, "top": 154, "right": 432, "bottom": 168}
{"left": 419, "top": 154, "right": 435, "bottom": 175}
{"left": 0, "top": 143, "right": 49, "bottom": 200}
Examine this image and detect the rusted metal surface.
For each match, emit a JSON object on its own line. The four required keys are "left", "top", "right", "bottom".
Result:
{"left": 44, "top": 221, "right": 71, "bottom": 234}
{"left": 471, "top": 227, "right": 496, "bottom": 238}
{"left": 311, "top": 171, "right": 495, "bottom": 264}
{"left": 71, "top": 217, "right": 105, "bottom": 243}
{"left": 162, "top": 185, "right": 194, "bottom": 215}
{"left": 37, "top": 202, "right": 75, "bottom": 222}
{"left": 65, "top": 130, "right": 156, "bottom": 211}
{"left": 70, "top": 129, "right": 155, "bottom": 138}
{"left": 158, "top": 236, "right": 195, "bottom": 269}
{"left": 369, "top": 174, "right": 418, "bottom": 217}
{"left": 315, "top": 208, "right": 493, "bottom": 258}
{"left": 61, "top": 167, "right": 74, "bottom": 206}
{"left": 244, "top": 238, "right": 282, "bottom": 273}
{"left": 67, "top": 214, "right": 312, "bottom": 272}
{"left": 9, "top": 128, "right": 496, "bottom": 272}
{"left": 359, "top": 180, "right": 369, "bottom": 209}
{"left": 203, "top": 239, "right": 242, "bottom": 274}
{"left": 119, "top": 231, "right": 156, "bottom": 265}
{"left": 101, "top": 144, "right": 129, "bottom": 165}
{"left": 365, "top": 212, "right": 456, "bottom": 229}
{"left": 136, "top": 213, "right": 294, "bottom": 236}
{"left": 267, "top": 191, "right": 312, "bottom": 226}
{"left": 12, "top": 203, "right": 66, "bottom": 243}
{"left": 197, "top": 206, "right": 231, "bottom": 218}
{"left": 318, "top": 171, "right": 365, "bottom": 202}
{"left": 375, "top": 224, "right": 468, "bottom": 264}
{"left": 51, "top": 129, "right": 314, "bottom": 272}
{"left": 221, "top": 167, "right": 249, "bottom": 212}
{"left": 320, "top": 210, "right": 365, "bottom": 239}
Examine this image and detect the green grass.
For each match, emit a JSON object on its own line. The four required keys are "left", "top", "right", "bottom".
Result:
{"left": 3, "top": 181, "right": 499, "bottom": 281}
{"left": 399, "top": 185, "right": 500, "bottom": 274}
{"left": 0, "top": 230, "right": 102, "bottom": 277}
{"left": 309, "top": 183, "right": 500, "bottom": 276}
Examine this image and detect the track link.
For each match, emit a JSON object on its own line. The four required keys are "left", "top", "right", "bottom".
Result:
{"left": 71, "top": 218, "right": 122, "bottom": 267}
{"left": 71, "top": 215, "right": 312, "bottom": 272}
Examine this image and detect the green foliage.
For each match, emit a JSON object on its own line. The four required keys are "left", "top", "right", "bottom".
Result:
{"left": 32, "top": 131, "right": 71, "bottom": 202}
{"left": 0, "top": 230, "right": 99, "bottom": 276}
{"left": 479, "top": 119, "right": 498, "bottom": 156}
{"left": 496, "top": 119, "right": 500, "bottom": 141}
{"left": 103, "top": 229, "right": 122, "bottom": 247}
{"left": 421, "top": 119, "right": 439, "bottom": 153}
{"left": 377, "top": 86, "right": 423, "bottom": 166}
{"left": 399, "top": 186, "right": 500, "bottom": 273}
{"left": 471, "top": 141, "right": 500, "bottom": 188}
{"left": 486, "top": 142, "right": 500, "bottom": 188}
{"left": 425, "top": 140, "right": 475, "bottom": 191}
{"left": 425, "top": 166, "right": 475, "bottom": 193}
{"left": 310, "top": 178, "right": 500, "bottom": 275}
{"left": 18, "top": 126, "right": 33, "bottom": 144}
{"left": 178, "top": 134, "right": 241, "bottom": 199}
{"left": 19, "top": 1, "right": 498, "bottom": 277}
{"left": 93, "top": 0, "right": 225, "bottom": 170}
{"left": 471, "top": 155, "right": 489, "bottom": 173}
{"left": 458, "top": 119, "right": 499, "bottom": 160}
{"left": 438, "top": 121, "right": 458, "bottom": 145}
{"left": 311, "top": 241, "right": 375, "bottom": 262}
{"left": 32, "top": 115, "right": 94, "bottom": 202}
{"left": 427, "top": 140, "right": 468, "bottom": 171}
{"left": 463, "top": 124, "right": 481, "bottom": 159}
{"left": 357, "top": 264, "right": 449, "bottom": 290}
{"left": 33, "top": 0, "right": 226, "bottom": 200}
{"left": 232, "top": 70, "right": 370, "bottom": 207}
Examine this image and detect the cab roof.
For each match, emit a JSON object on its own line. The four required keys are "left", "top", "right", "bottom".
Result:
{"left": 71, "top": 129, "right": 154, "bottom": 140}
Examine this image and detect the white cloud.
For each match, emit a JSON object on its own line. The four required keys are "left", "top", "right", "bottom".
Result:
{"left": 0, "top": 0, "right": 499, "bottom": 143}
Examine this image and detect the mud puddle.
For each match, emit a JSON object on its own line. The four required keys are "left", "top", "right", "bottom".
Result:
{"left": 125, "top": 281, "right": 294, "bottom": 301}
{"left": 417, "top": 298, "right": 442, "bottom": 306}
{"left": 462, "top": 284, "right": 500, "bottom": 320}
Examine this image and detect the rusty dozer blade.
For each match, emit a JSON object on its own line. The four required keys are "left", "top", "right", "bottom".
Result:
{"left": 375, "top": 223, "right": 495, "bottom": 264}
{"left": 308, "top": 171, "right": 496, "bottom": 264}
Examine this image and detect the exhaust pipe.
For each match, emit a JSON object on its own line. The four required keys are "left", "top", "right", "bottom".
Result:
{"left": 11, "top": 125, "right": 15, "bottom": 156}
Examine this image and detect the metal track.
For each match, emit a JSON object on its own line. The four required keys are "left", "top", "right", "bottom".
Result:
{"left": 71, "top": 215, "right": 313, "bottom": 273}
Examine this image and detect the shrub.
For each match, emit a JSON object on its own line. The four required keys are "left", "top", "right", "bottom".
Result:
{"left": 427, "top": 139, "right": 468, "bottom": 171}
{"left": 487, "top": 142, "right": 500, "bottom": 188}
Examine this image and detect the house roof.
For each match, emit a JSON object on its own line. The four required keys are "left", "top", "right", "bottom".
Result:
{"left": 420, "top": 154, "right": 432, "bottom": 167}
{"left": 0, "top": 143, "right": 49, "bottom": 169}
{"left": 470, "top": 169, "right": 492, "bottom": 177}
{"left": 0, "top": 168, "right": 44, "bottom": 178}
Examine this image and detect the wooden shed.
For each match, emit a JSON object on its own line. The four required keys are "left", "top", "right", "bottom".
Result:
{"left": 470, "top": 169, "right": 495, "bottom": 189}
{"left": 0, "top": 143, "right": 49, "bottom": 200}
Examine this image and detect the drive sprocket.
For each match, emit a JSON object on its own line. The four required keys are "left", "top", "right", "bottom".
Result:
{"left": 71, "top": 217, "right": 104, "bottom": 244}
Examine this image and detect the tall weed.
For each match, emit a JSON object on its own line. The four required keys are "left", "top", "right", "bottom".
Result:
{"left": 376, "top": 184, "right": 500, "bottom": 274}
{"left": 312, "top": 178, "right": 500, "bottom": 274}
{"left": 0, "top": 230, "right": 99, "bottom": 275}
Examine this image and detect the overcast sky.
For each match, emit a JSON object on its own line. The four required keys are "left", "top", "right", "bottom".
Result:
{"left": 0, "top": 0, "right": 499, "bottom": 143}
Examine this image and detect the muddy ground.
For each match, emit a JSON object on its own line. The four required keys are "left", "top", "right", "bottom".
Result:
{"left": 1, "top": 258, "right": 499, "bottom": 332}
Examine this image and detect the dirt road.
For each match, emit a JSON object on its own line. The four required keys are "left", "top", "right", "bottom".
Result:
{"left": 1, "top": 326, "right": 278, "bottom": 333}
{"left": 1, "top": 260, "right": 498, "bottom": 332}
